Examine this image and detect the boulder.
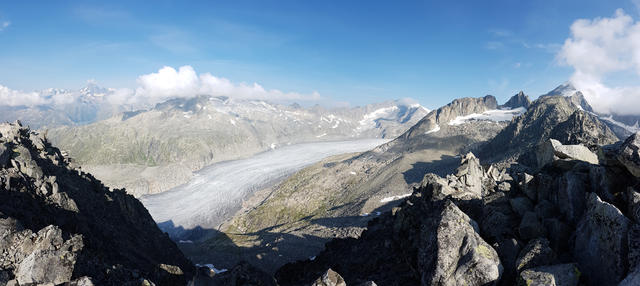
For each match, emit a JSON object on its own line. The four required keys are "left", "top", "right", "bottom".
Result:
{"left": 516, "top": 238, "right": 556, "bottom": 272}
{"left": 617, "top": 132, "right": 640, "bottom": 177}
{"left": 493, "top": 238, "right": 521, "bottom": 284}
{"left": 534, "top": 200, "right": 557, "bottom": 219}
{"left": 0, "top": 143, "right": 9, "bottom": 167}
{"left": 536, "top": 139, "right": 599, "bottom": 169}
{"left": 422, "top": 200, "right": 503, "bottom": 285}
{"left": 543, "top": 218, "right": 571, "bottom": 253}
{"left": 629, "top": 224, "right": 640, "bottom": 272}
{"left": 454, "top": 152, "right": 485, "bottom": 198}
{"left": 311, "top": 269, "right": 347, "bottom": 286}
{"left": 574, "top": 193, "right": 631, "bottom": 285}
{"left": 517, "top": 263, "right": 580, "bottom": 286}
{"left": 519, "top": 211, "right": 545, "bottom": 240}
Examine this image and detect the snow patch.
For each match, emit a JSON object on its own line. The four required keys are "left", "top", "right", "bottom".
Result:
{"left": 349, "top": 171, "right": 357, "bottom": 175}
{"left": 316, "top": 133, "right": 327, "bottom": 138}
{"left": 425, "top": 125, "right": 440, "bottom": 134}
{"left": 380, "top": 193, "right": 412, "bottom": 203}
{"left": 600, "top": 115, "right": 640, "bottom": 133}
{"left": 229, "top": 119, "right": 236, "bottom": 126}
{"left": 270, "top": 143, "right": 276, "bottom": 149}
{"left": 448, "top": 107, "right": 525, "bottom": 126}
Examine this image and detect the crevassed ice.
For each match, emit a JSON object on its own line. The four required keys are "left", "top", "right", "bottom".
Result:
{"left": 448, "top": 107, "right": 525, "bottom": 126}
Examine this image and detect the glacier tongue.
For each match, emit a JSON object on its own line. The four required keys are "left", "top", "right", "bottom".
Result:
{"left": 141, "top": 139, "right": 388, "bottom": 239}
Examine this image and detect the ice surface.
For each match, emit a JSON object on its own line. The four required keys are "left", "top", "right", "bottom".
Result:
{"left": 142, "top": 139, "right": 388, "bottom": 238}
{"left": 380, "top": 193, "right": 412, "bottom": 203}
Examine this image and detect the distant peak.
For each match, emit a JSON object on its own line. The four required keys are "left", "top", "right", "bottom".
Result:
{"left": 500, "top": 91, "right": 531, "bottom": 109}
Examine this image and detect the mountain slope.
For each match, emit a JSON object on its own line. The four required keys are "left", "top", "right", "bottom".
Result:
{"left": 201, "top": 93, "right": 528, "bottom": 273}
{"left": 0, "top": 122, "right": 193, "bottom": 285}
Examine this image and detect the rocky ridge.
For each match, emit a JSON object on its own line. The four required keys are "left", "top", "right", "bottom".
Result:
{"left": 275, "top": 132, "right": 640, "bottom": 286}
{"left": 0, "top": 122, "right": 194, "bottom": 285}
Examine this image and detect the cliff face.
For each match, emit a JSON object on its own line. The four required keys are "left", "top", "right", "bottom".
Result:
{"left": 0, "top": 122, "right": 193, "bottom": 285}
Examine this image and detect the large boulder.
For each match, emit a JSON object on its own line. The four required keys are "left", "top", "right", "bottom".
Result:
{"left": 536, "top": 139, "right": 598, "bottom": 169}
{"left": 453, "top": 152, "right": 485, "bottom": 198}
{"left": 617, "top": 132, "right": 640, "bottom": 177}
{"left": 422, "top": 200, "right": 503, "bottom": 285}
{"left": 517, "top": 263, "right": 580, "bottom": 286}
{"left": 574, "top": 193, "right": 631, "bottom": 285}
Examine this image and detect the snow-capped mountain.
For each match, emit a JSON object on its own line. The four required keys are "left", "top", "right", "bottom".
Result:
{"left": 542, "top": 82, "right": 640, "bottom": 138}
{"left": 46, "top": 94, "right": 429, "bottom": 196}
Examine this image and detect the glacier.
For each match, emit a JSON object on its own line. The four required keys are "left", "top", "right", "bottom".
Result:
{"left": 141, "top": 139, "right": 388, "bottom": 239}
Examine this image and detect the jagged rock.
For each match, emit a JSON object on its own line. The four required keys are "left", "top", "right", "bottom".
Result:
{"left": 574, "top": 193, "right": 630, "bottom": 286}
{"left": 455, "top": 152, "right": 484, "bottom": 198}
{"left": 516, "top": 238, "right": 556, "bottom": 272}
{"left": 510, "top": 197, "right": 534, "bottom": 217}
{"left": 497, "top": 181, "right": 511, "bottom": 192}
{"left": 550, "top": 110, "right": 618, "bottom": 148}
{"left": 69, "top": 276, "right": 95, "bottom": 286}
{"left": 423, "top": 200, "right": 502, "bottom": 285}
{"left": 519, "top": 211, "right": 545, "bottom": 240}
{"left": 517, "top": 263, "right": 580, "bottom": 286}
{"left": 617, "top": 132, "right": 640, "bottom": 177}
{"left": 355, "top": 281, "right": 377, "bottom": 286}
{"left": 311, "top": 269, "right": 347, "bottom": 286}
{"left": 0, "top": 123, "right": 195, "bottom": 285}
{"left": 553, "top": 171, "right": 588, "bottom": 224}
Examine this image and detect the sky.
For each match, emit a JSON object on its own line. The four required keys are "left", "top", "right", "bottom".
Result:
{"left": 1, "top": 0, "right": 640, "bottom": 112}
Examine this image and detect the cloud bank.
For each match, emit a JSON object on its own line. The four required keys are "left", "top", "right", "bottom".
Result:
{"left": 0, "top": 65, "right": 321, "bottom": 108}
{"left": 558, "top": 9, "right": 640, "bottom": 115}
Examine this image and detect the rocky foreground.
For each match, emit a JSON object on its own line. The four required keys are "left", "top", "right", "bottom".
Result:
{"left": 0, "top": 122, "right": 195, "bottom": 285}
{"left": 271, "top": 133, "right": 640, "bottom": 285}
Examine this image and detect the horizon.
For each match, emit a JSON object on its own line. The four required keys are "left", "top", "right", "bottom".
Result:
{"left": 1, "top": 1, "right": 640, "bottom": 114}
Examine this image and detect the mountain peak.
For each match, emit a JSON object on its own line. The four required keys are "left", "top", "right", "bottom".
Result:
{"left": 500, "top": 91, "right": 531, "bottom": 109}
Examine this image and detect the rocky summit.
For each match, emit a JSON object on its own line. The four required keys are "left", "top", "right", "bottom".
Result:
{"left": 274, "top": 132, "right": 640, "bottom": 285}
{"left": 0, "top": 122, "right": 194, "bottom": 285}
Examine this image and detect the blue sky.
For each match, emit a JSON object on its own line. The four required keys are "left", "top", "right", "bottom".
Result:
{"left": 0, "top": 0, "right": 638, "bottom": 108}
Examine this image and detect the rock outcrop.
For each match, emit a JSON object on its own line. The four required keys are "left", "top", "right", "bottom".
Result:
{"left": 275, "top": 132, "right": 640, "bottom": 286}
{"left": 500, "top": 91, "right": 531, "bottom": 109}
{"left": 0, "top": 122, "right": 194, "bottom": 285}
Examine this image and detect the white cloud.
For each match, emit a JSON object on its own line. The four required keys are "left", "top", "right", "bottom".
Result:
{"left": 558, "top": 9, "right": 640, "bottom": 115}
{"left": 0, "top": 65, "right": 322, "bottom": 108}
{"left": 0, "top": 85, "right": 48, "bottom": 106}
{"left": 133, "top": 65, "right": 321, "bottom": 104}
{"left": 0, "top": 21, "right": 10, "bottom": 31}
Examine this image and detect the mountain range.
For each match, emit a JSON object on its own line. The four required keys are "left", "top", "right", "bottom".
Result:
{"left": 1, "top": 82, "right": 639, "bottom": 285}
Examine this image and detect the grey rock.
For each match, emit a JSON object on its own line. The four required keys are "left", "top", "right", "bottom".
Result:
{"left": 424, "top": 201, "right": 503, "bottom": 286}
{"left": 518, "top": 173, "right": 536, "bottom": 201}
{"left": 519, "top": 211, "right": 546, "bottom": 240}
{"left": 493, "top": 238, "right": 521, "bottom": 284}
{"left": 455, "top": 152, "right": 484, "bottom": 198}
{"left": 617, "top": 132, "right": 640, "bottom": 177}
{"left": 620, "top": 269, "right": 640, "bottom": 286}
{"left": 510, "top": 197, "right": 534, "bottom": 217}
{"left": 0, "top": 144, "right": 10, "bottom": 167}
{"left": 356, "top": 282, "right": 377, "bottom": 286}
{"left": 536, "top": 139, "right": 598, "bottom": 169}
{"left": 517, "top": 263, "right": 580, "bottom": 286}
{"left": 312, "top": 269, "right": 347, "bottom": 286}
{"left": 69, "top": 276, "right": 95, "bottom": 286}
{"left": 574, "top": 193, "right": 630, "bottom": 286}
{"left": 554, "top": 171, "right": 588, "bottom": 224}
{"left": 516, "top": 238, "right": 556, "bottom": 272}
{"left": 497, "top": 181, "right": 511, "bottom": 192}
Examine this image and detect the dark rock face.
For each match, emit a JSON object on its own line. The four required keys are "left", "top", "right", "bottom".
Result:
{"left": 574, "top": 193, "right": 631, "bottom": 286}
{"left": 500, "top": 91, "right": 531, "bottom": 109}
{"left": 0, "top": 122, "right": 194, "bottom": 285}
{"left": 550, "top": 110, "right": 619, "bottom": 148}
